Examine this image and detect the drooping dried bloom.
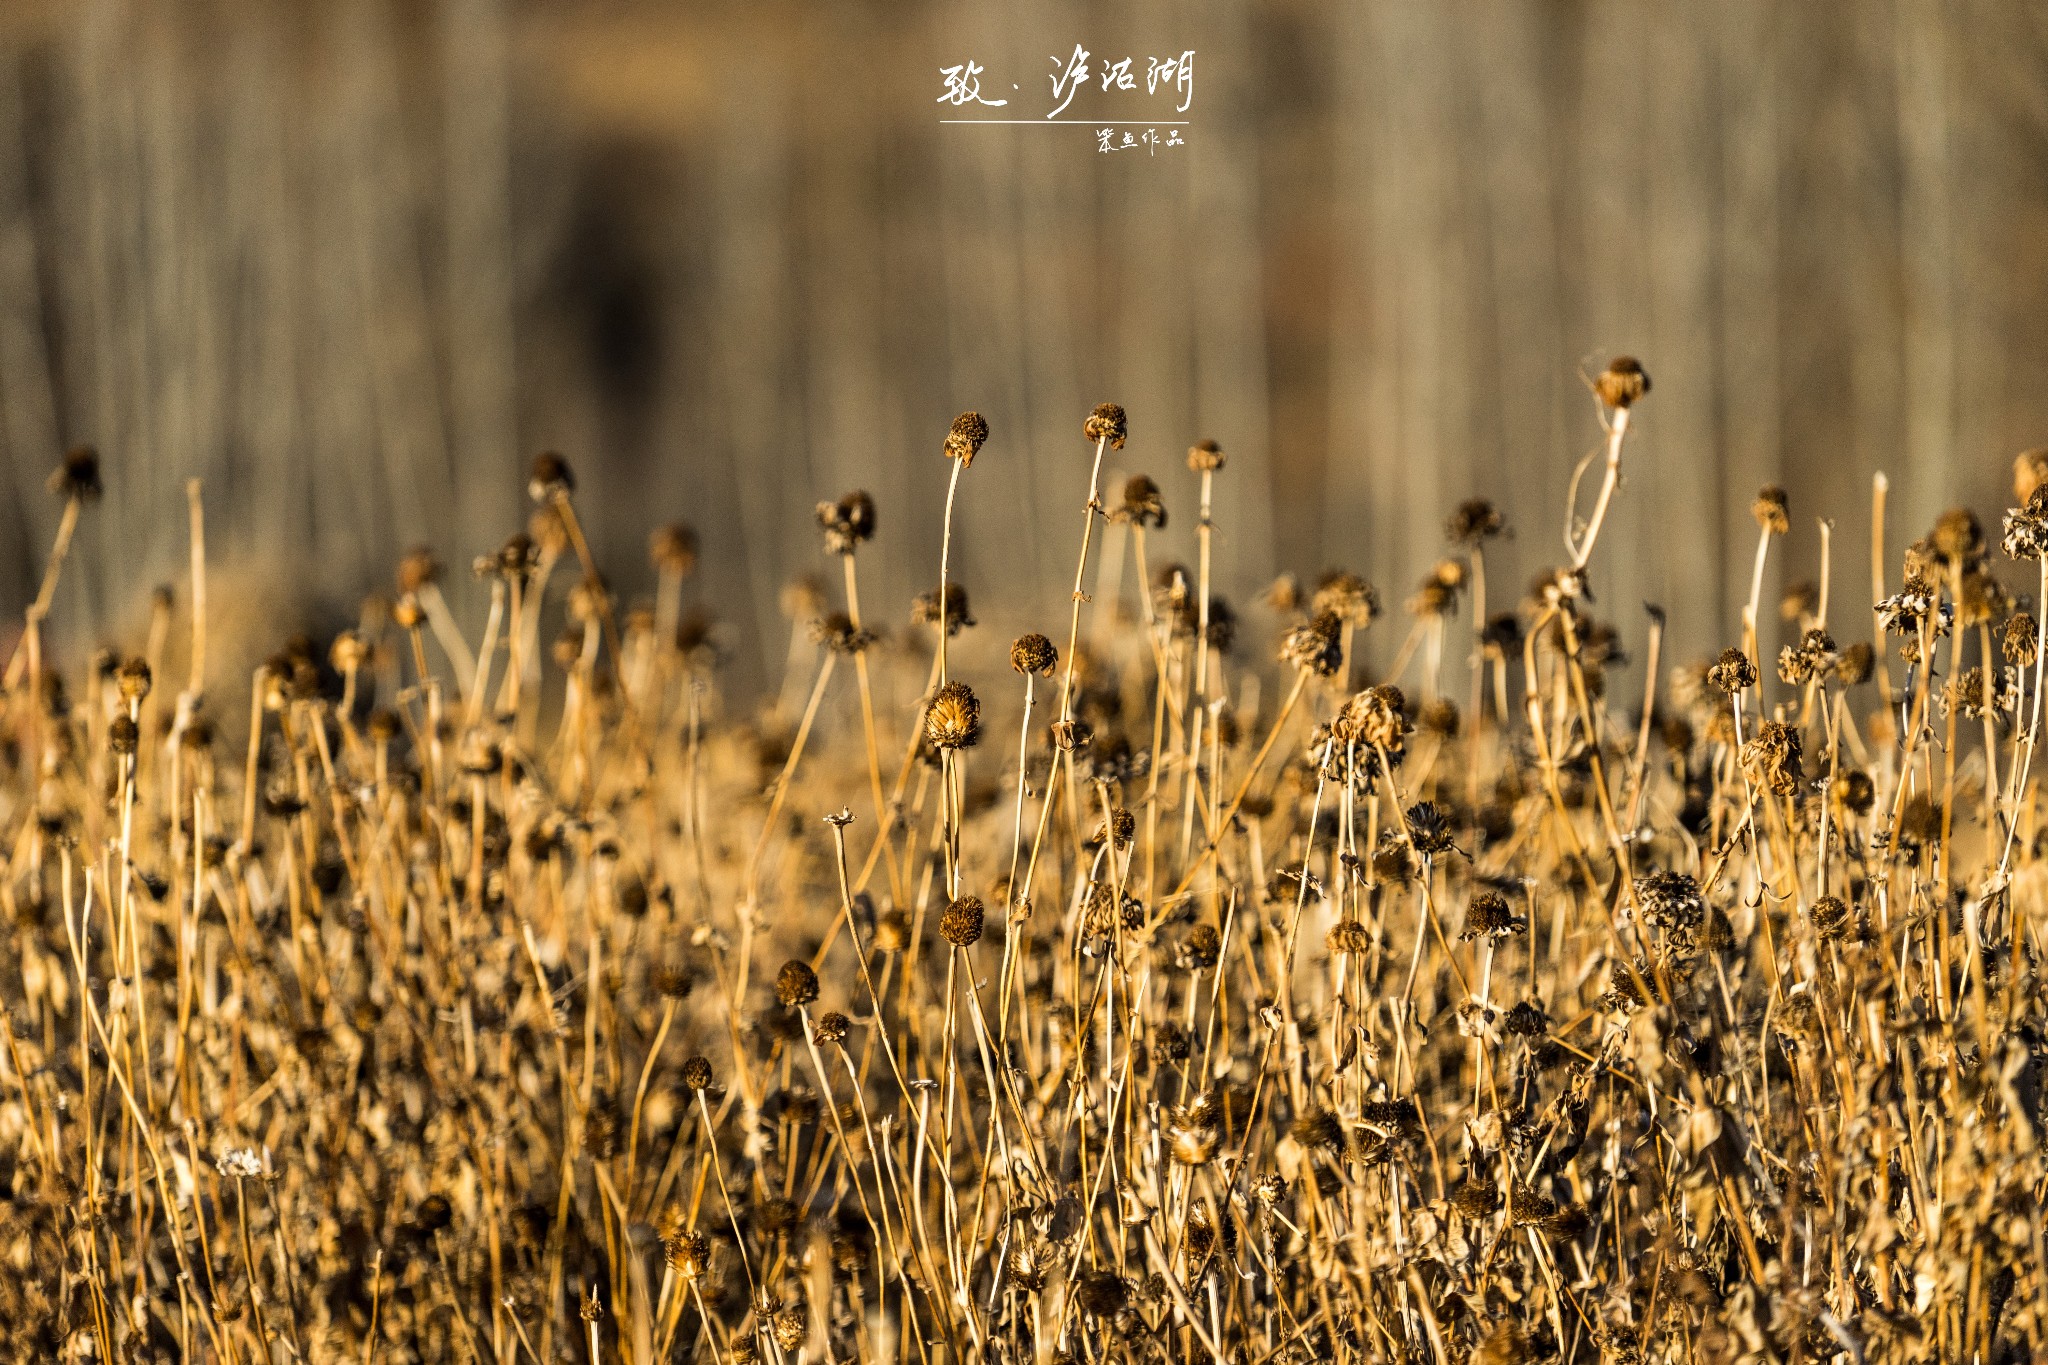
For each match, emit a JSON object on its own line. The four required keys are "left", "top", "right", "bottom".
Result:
{"left": 1776, "top": 629, "right": 1837, "bottom": 686}
{"left": 1405, "top": 801, "right": 1454, "bottom": 856}
{"left": 1336, "top": 685, "right": 1409, "bottom": 753}
{"left": 811, "top": 1011, "right": 849, "bottom": 1045}
{"left": 50, "top": 445, "right": 103, "bottom": 501}
{"left": 775, "top": 959, "right": 820, "bottom": 1008}
{"left": 1460, "top": 892, "right": 1524, "bottom": 940}
{"left": 816, "top": 492, "right": 877, "bottom": 554}
{"left": 528, "top": 451, "right": 575, "bottom": 501}
{"left": 912, "top": 582, "right": 975, "bottom": 635}
{"left": 1084, "top": 403, "right": 1128, "bottom": 448}
{"left": 1741, "top": 720, "right": 1803, "bottom": 796}
{"left": 1279, "top": 611, "right": 1344, "bottom": 677}
{"left": 1312, "top": 570, "right": 1379, "bottom": 628}
{"left": 1594, "top": 356, "right": 1650, "bottom": 409}
{"left": 1117, "top": 474, "right": 1167, "bottom": 528}
{"left": 938, "top": 896, "right": 985, "bottom": 947}
{"left": 1751, "top": 484, "right": 1790, "bottom": 535}
{"left": 1187, "top": 438, "right": 1225, "bottom": 472}
{"left": 944, "top": 411, "right": 989, "bottom": 466}
{"left": 810, "top": 613, "right": 875, "bottom": 655}
{"left": 924, "top": 681, "right": 981, "bottom": 749}
{"left": 1010, "top": 633, "right": 1057, "bottom": 676}
{"left": 1877, "top": 575, "right": 1938, "bottom": 634}
{"left": 2004, "top": 613, "right": 2040, "bottom": 667}
{"left": 1706, "top": 648, "right": 1758, "bottom": 695}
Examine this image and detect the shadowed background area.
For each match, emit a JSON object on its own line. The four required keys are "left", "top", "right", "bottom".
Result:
{"left": 2, "top": 0, "right": 2047, "bottom": 694}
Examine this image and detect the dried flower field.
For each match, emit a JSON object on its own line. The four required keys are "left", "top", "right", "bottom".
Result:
{"left": 1, "top": 366, "right": 2046, "bottom": 1365}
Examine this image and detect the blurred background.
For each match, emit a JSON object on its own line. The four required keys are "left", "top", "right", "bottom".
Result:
{"left": 2, "top": 0, "right": 2047, "bottom": 694}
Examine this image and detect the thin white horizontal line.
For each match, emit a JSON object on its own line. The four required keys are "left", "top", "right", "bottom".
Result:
{"left": 939, "top": 119, "right": 1191, "bottom": 125}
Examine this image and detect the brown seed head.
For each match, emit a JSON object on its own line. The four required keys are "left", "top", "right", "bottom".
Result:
{"left": 1118, "top": 474, "right": 1167, "bottom": 528}
{"left": 775, "top": 959, "right": 819, "bottom": 1008}
{"left": 1187, "top": 438, "right": 1225, "bottom": 473}
{"left": 650, "top": 524, "right": 699, "bottom": 575}
{"left": 50, "top": 445, "right": 102, "bottom": 502}
{"left": 939, "top": 895, "right": 985, "bottom": 947}
{"left": 528, "top": 451, "right": 575, "bottom": 501}
{"left": 1084, "top": 403, "right": 1128, "bottom": 448}
{"left": 397, "top": 547, "right": 442, "bottom": 595}
{"left": 680, "top": 1056, "right": 714, "bottom": 1090}
{"left": 1751, "top": 485, "right": 1790, "bottom": 536}
{"left": 1594, "top": 356, "right": 1650, "bottom": 409}
{"left": 924, "top": 681, "right": 981, "bottom": 750}
{"left": 115, "top": 657, "right": 152, "bottom": 703}
{"left": 811, "top": 1011, "right": 849, "bottom": 1045}
{"left": 1010, "top": 633, "right": 1057, "bottom": 677}
{"left": 945, "top": 411, "right": 989, "bottom": 465}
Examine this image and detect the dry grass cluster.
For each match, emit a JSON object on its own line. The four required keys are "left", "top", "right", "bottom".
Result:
{"left": 2, "top": 366, "right": 2047, "bottom": 1365}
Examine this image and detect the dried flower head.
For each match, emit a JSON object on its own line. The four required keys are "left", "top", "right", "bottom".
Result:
{"left": 1751, "top": 485, "right": 1790, "bottom": 535}
{"left": 816, "top": 492, "right": 877, "bottom": 554}
{"left": 811, "top": 1011, "right": 849, "bottom": 1046}
{"left": 1084, "top": 403, "right": 1128, "bottom": 448}
{"left": 1461, "top": 891, "right": 1525, "bottom": 940}
{"left": 1706, "top": 647, "right": 1758, "bottom": 695}
{"left": 1187, "top": 438, "right": 1226, "bottom": 473}
{"left": 1447, "top": 498, "right": 1505, "bottom": 547}
{"left": 528, "top": 451, "right": 575, "bottom": 501}
{"left": 1117, "top": 474, "right": 1167, "bottom": 528}
{"left": 1280, "top": 611, "right": 1344, "bottom": 677}
{"left": 924, "top": 681, "right": 982, "bottom": 749}
{"left": 1593, "top": 356, "right": 1650, "bottom": 409}
{"left": 50, "top": 445, "right": 103, "bottom": 501}
{"left": 775, "top": 959, "right": 819, "bottom": 1008}
{"left": 2005, "top": 612, "right": 2040, "bottom": 667}
{"left": 938, "top": 895, "right": 985, "bottom": 947}
{"left": 1932, "top": 507, "right": 1984, "bottom": 567}
{"left": 1010, "top": 633, "right": 1057, "bottom": 676}
{"left": 945, "top": 411, "right": 989, "bottom": 465}
{"left": 1312, "top": 570, "right": 1380, "bottom": 628}
{"left": 650, "top": 523, "right": 699, "bottom": 575}
{"left": 680, "top": 1056, "right": 714, "bottom": 1091}
{"left": 912, "top": 582, "right": 975, "bottom": 636}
